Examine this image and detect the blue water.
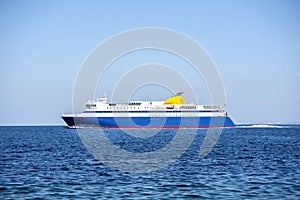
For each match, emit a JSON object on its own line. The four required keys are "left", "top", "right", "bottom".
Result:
{"left": 1, "top": 126, "right": 300, "bottom": 199}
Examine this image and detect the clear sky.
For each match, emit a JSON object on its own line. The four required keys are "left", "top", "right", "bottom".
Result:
{"left": 0, "top": 0, "right": 299, "bottom": 125}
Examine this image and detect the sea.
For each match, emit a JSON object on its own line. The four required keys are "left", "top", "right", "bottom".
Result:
{"left": 1, "top": 126, "right": 300, "bottom": 199}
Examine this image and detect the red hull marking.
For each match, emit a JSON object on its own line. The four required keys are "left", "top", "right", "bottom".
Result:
{"left": 70, "top": 126, "right": 235, "bottom": 129}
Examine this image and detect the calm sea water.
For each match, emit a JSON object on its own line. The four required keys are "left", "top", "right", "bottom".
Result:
{"left": 1, "top": 126, "right": 300, "bottom": 199}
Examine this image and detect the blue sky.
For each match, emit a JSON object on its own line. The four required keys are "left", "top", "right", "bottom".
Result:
{"left": 0, "top": 0, "right": 299, "bottom": 125}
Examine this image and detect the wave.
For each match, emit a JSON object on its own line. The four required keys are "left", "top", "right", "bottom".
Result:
{"left": 236, "top": 124, "right": 300, "bottom": 128}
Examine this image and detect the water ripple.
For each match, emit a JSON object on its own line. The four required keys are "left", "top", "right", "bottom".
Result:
{"left": 0, "top": 126, "right": 300, "bottom": 199}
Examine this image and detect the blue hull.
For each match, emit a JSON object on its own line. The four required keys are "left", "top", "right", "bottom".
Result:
{"left": 62, "top": 116, "right": 235, "bottom": 128}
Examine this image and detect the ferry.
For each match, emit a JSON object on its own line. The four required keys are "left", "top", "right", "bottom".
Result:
{"left": 61, "top": 92, "right": 235, "bottom": 128}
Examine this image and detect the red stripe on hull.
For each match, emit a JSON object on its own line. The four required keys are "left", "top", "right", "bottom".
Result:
{"left": 66, "top": 125, "right": 235, "bottom": 129}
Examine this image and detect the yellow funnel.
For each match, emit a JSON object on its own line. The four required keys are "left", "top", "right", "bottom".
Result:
{"left": 163, "top": 93, "right": 186, "bottom": 105}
